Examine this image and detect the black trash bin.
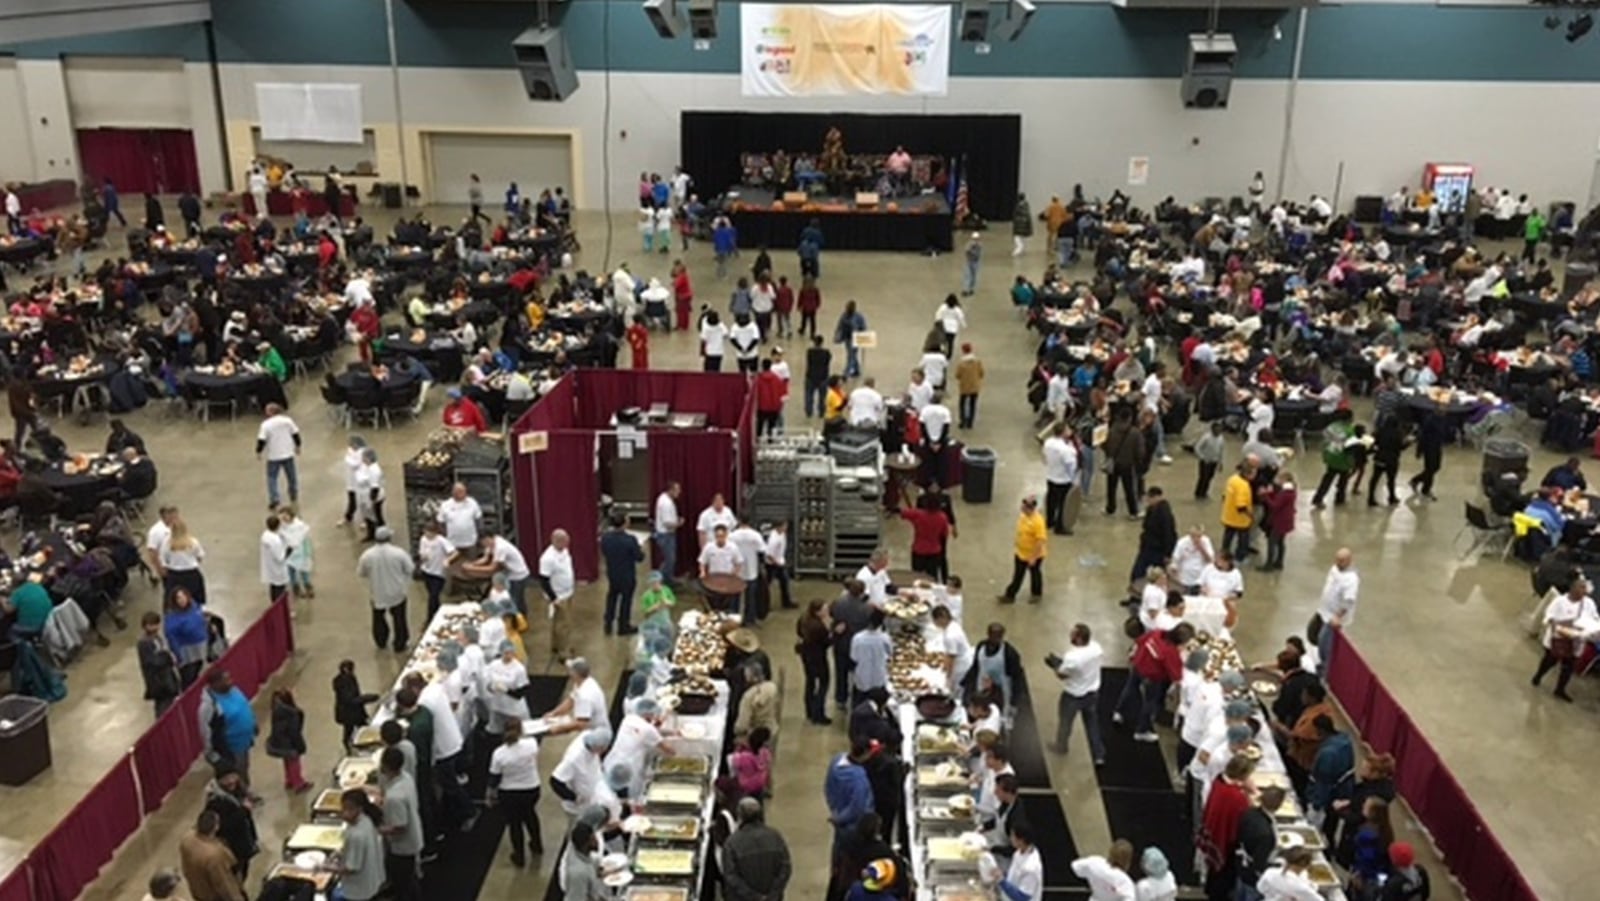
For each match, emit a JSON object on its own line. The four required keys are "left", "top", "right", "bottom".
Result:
{"left": 0, "top": 695, "right": 51, "bottom": 785}
{"left": 962, "top": 447, "right": 996, "bottom": 504}
{"left": 381, "top": 183, "right": 404, "bottom": 209}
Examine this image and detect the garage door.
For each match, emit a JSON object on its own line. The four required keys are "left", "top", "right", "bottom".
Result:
{"left": 426, "top": 132, "right": 573, "bottom": 208}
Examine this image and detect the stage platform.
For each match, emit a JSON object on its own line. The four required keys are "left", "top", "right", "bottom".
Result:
{"left": 726, "top": 188, "right": 953, "bottom": 253}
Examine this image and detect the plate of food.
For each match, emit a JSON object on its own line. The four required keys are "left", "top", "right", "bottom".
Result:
{"left": 678, "top": 721, "right": 707, "bottom": 741}
{"left": 292, "top": 851, "right": 327, "bottom": 870}
{"left": 622, "top": 815, "right": 654, "bottom": 835}
{"left": 286, "top": 824, "right": 346, "bottom": 852}
{"left": 641, "top": 817, "right": 700, "bottom": 842}
{"left": 1251, "top": 680, "right": 1280, "bottom": 697}
{"left": 947, "top": 795, "right": 976, "bottom": 815}
{"left": 1277, "top": 824, "right": 1325, "bottom": 850}
{"left": 634, "top": 849, "right": 695, "bottom": 876}
{"left": 1277, "top": 832, "right": 1305, "bottom": 850}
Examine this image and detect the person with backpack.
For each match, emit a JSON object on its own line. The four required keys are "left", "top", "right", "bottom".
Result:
{"left": 199, "top": 669, "right": 258, "bottom": 787}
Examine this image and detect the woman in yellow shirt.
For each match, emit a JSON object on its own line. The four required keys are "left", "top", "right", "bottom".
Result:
{"left": 525, "top": 293, "right": 546, "bottom": 331}
{"left": 1000, "top": 495, "right": 1048, "bottom": 603}
{"left": 823, "top": 375, "right": 847, "bottom": 442}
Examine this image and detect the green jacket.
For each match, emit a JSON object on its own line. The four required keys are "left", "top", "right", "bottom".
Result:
{"left": 260, "top": 346, "right": 287, "bottom": 381}
{"left": 1525, "top": 212, "right": 1547, "bottom": 242}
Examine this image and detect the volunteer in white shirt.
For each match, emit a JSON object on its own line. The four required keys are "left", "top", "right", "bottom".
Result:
{"left": 1170, "top": 526, "right": 1214, "bottom": 592}
{"left": 1052, "top": 623, "right": 1106, "bottom": 763}
{"left": 698, "top": 526, "right": 742, "bottom": 577}
{"left": 487, "top": 718, "right": 544, "bottom": 864}
{"left": 700, "top": 312, "right": 729, "bottom": 370}
{"left": 695, "top": 494, "right": 737, "bottom": 549}
{"left": 436, "top": 483, "right": 484, "bottom": 550}
{"left": 1255, "top": 848, "right": 1324, "bottom": 901}
{"left": 144, "top": 505, "right": 176, "bottom": 581}
{"left": 763, "top": 522, "right": 792, "bottom": 610}
{"left": 1042, "top": 421, "right": 1079, "bottom": 536}
{"left": 654, "top": 482, "right": 683, "bottom": 583}
{"left": 1070, "top": 841, "right": 1137, "bottom": 901}
{"left": 603, "top": 700, "right": 668, "bottom": 798}
{"left": 1177, "top": 648, "right": 1224, "bottom": 769}
{"left": 1308, "top": 547, "right": 1358, "bottom": 672}
{"left": 986, "top": 825, "right": 1043, "bottom": 901}
{"left": 417, "top": 522, "right": 453, "bottom": 618}
{"left": 846, "top": 378, "right": 886, "bottom": 426}
{"left": 483, "top": 640, "right": 531, "bottom": 733}
{"left": 906, "top": 370, "right": 934, "bottom": 412}
{"left": 536, "top": 529, "right": 576, "bottom": 660}
{"left": 920, "top": 393, "right": 953, "bottom": 445}
{"left": 259, "top": 515, "right": 291, "bottom": 602}
{"left": 728, "top": 519, "right": 767, "bottom": 620}
{"left": 1532, "top": 579, "right": 1597, "bottom": 701}
{"left": 256, "top": 403, "right": 301, "bottom": 508}
{"left": 1139, "top": 568, "right": 1171, "bottom": 631}
{"left": 854, "top": 549, "right": 893, "bottom": 608}
{"left": 929, "top": 606, "right": 973, "bottom": 689}
{"left": 476, "top": 532, "right": 533, "bottom": 615}
{"left": 550, "top": 728, "right": 610, "bottom": 814}
{"left": 1198, "top": 552, "right": 1244, "bottom": 600}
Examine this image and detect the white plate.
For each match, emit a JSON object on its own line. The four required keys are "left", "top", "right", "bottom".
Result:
{"left": 622, "top": 815, "right": 654, "bottom": 834}
{"left": 604, "top": 870, "right": 635, "bottom": 888}
{"left": 292, "top": 851, "right": 326, "bottom": 870}
{"left": 678, "top": 721, "right": 707, "bottom": 740}
{"left": 1278, "top": 832, "right": 1305, "bottom": 849}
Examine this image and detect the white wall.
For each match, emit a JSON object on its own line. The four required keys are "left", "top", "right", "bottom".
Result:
{"left": 27, "top": 58, "right": 1594, "bottom": 211}
{"left": 64, "top": 55, "right": 190, "bottom": 127}
{"left": 15, "top": 58, "right": 77, "bottom": 183}
{"left": 0, "top": 59, "right": 34, "bottom": 183}
{"left": 184, "top": 62, "right": 228, "bottom": 195}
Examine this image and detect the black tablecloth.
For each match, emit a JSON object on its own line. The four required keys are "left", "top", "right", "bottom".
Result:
{"left": 34, "top": 361, "right": 119, "bottom": 401}
{"left": 0, "top": 238, "right": 50, "bottom": 264}
{"left": 334, "top": 369, "right": 422, "bottom": 394}
{"left": 730, "top": 208, "right": 953, "bottom": 252}
{"left": 180, "top": 369, "right": 283, "bottom": 409}
{"left": 227, "top": 271, "right": 288, "bottom": 295}
{"left": 40, "top": 460, "right": 121, "bottom": 515}
{"left": 379, "top": 333, "right": 465, "bottom": 382}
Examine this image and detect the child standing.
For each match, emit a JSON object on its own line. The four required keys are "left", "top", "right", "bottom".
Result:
{"left": 279, "top": 505, "right": 314, "bottom": 599}
{"left": 332, "top": 659, "right": 378, "bottom": 751}
{"left": 266, "top": 689, "right": 312, "bottom": 792}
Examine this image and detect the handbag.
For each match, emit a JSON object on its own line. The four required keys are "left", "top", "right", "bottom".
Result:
{"left": 1551, "top": 633, "right": 1578, "bottom": 659}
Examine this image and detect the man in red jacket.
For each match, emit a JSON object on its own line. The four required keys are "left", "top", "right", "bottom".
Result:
{"left": 1115, "top": 622, "right": 1193, "bottom": 742}
{"left": 754, "top": 358, "right": 787, "bottom": 438}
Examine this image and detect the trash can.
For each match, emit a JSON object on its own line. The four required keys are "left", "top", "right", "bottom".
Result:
{"left": 381, "top": 183, "right": 404, "bottom": 209}
{"left": 962, "top": 447, "right": 996, "bottom": 504}
{"left": 0, "top": 696, "right": 51, "bottom": 785}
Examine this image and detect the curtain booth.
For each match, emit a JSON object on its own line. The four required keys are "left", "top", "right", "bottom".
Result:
{"left": 511, "top": 370, "right": 755, "bottom": 582}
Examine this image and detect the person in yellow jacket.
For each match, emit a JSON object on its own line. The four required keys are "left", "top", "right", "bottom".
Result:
{"left": 1220, "top": 458, "right": 1259, "bottom": 561}
{"left": 1000, "top": 495, "right": 1049, "bottom": 604}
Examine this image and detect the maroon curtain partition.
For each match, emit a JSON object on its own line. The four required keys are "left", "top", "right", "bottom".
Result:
{"left": 29, "top": 757, "right": 140, "bottom": 901}
{"left": 0, "top": 865, "right": 32, "bottom": 901}
{"left": 1325, "top": 632, "right": 1540, "bottom": 901}
{"left": 530, "top": 431, "right": 601, "bottom": 580}
{"left": 76, "top": 128, "right": 201, "bottom": 197}
{"left": 649, "top": 430, "right": 737, "bottom": 578}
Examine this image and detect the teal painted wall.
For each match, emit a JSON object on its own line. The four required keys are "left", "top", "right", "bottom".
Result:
{"left": 4, "top": 1, "right": 1600, "bottom": 83}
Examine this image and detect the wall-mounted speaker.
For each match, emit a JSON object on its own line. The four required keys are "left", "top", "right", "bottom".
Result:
{"left": 644, "top": 0, "right": 684, "bottom": 39}
{"left": 1181, "top": 33, "right": 1237, "bottom": 110}
{"left": 958, "top": 0, "right": 991, "bottom": 42}
{"left": 687, "top": 0, "right": 718, "bottom": 40}
{"left": 511, "top": 26, "right": 579, "bottom": 101}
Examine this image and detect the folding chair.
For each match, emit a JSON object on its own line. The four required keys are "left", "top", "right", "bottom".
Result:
{"left": 1453, "top": 502, "right": 1511, "bottom": 560}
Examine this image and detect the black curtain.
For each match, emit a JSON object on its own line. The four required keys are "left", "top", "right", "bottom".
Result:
{"left": 680, "top": 111, "right": 1021, "bottom": 222}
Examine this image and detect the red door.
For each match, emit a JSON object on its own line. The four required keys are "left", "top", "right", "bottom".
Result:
{"left": 76, "top": 128, "right": 200, "bottom": 196}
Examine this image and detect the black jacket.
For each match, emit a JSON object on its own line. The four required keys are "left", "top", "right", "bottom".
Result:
{"left": 332, "top": 671, "right": 375, "bottom": 727}
{"left": 805, "top": 346, "right": 832, "bottom": 385}
{"left": 204, "top": 785, "right": 259, "bottom": 864}
{"left": 266, "top": 700, "right": 307, "bottom": 758}
{"left": 1235, "top": 807, "right": 1277, "bottom": 886}
{"left": 1139, "top": 501, "right": 1177, "bottom": 557}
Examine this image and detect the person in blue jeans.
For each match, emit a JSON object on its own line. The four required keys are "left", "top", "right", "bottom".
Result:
{"left": 1051, "top": 623, "right": 1107, "bottom": 763}
{"left": 834, "top": 302, "right": 866, "bottom": 379}
{"left": 961, "top": 232, "right": 982, "bottom": 296}
{"left": 199, "top": 668, "right": 259, "bottom": 786}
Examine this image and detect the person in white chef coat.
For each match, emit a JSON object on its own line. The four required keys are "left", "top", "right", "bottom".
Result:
{"left": 550, "top": 728, "right": 611, "bottom": 815}
{"left": 483, "top": 639, "right": 530, "bottom": 735}
{"left": 604, "top": 698, "right": 672, "bottom": 799}
{"left": 980, "top": 823, "right": 1043, "bottom": 901}
{"left": 1071, "top": 840, "right": 1137, "bottom": 901}
{"left": 542, "top": 657, "right": 609, "bottom": 736}
{"left": 696, "top": 493, "right": 738, "bottom": 549}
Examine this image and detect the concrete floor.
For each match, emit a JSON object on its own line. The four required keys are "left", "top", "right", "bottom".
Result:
{"left": 3, "top": 205, "right": 1584, "bottom": 901}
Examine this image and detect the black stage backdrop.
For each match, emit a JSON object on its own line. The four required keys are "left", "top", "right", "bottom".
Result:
{"left": 680, "top": 111, "right": 1021, "bottom": 222}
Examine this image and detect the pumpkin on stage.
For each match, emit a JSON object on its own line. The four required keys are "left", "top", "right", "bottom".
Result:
{"left": 886, "top": 202, "right": 899, "bottom": 212}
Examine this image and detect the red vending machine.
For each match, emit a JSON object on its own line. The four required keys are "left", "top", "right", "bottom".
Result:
{"left": 1422, "top": 163, "right": 1474, "bottom": 214}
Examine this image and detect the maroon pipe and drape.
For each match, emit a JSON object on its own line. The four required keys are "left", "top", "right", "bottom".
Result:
{"left": 571, "top": 370, "right": 753, "bottom": 431}
{"left": 76, "top": 128, "right": 201, "bottom": 197}
{"left": 0, "top": 598, "right": 296, "bottom": 901}
{"left": 649, "top": 430, "right": 737, "bottom": 579}
{"left": 530, "top": 432, "right": 600, "bottom": 580}
{"left": 29, "top": 757, "right": 140, "bottom": 901}
{"left": 1325, "top": 632, "right": 1541, "bottom": 901}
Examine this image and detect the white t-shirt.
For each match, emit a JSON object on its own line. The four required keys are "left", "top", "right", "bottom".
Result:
{"left": 257, "top": 414, "right": 300, "bottom": 461}
{"left": 161, "top": 539, "right": 205, "bottom": 571}
{"left": 1254, "top": 866, "right": 1323, "bottom": 901}
{"left": 489, "top": 736, "right": 542, "bottom": 790}
{"left": 1198, "top": 564, "right": 1244, "bottom": 599}
{"left": 551, "top": 741, "right": 603, "bottom": 813}
{"left": 1170, "top": 535, "right": 1213, "bottom": 587}
{"left": 856, "top": 565, "right": 891, "bottom": 607}
{"left": 698, "top": 542, "right": 742, "bottom": 576}
{"left": 906, "top": 380, "right": 934, "bottom": 412}
{"left": 1070, "top": 856, "right": 1136, "bottom": 901}
{"left": 259, "top": 530, "right": 290, "bottom": 586}
{"left": 492, "top": 536, "right": 532, "bottom": 580}
{"left": 1055, "top": 640, "right": 1103, "bottom": 697}
{"left": 654, "top": 492, "right": 680, "bottom": 534}
{"left": 537, "top": 545, "right": 573, "bottom": 600}
{"left": 936, "top": 304, "right": 967, "bottom": 336}
{"left": 1318, "top": 565, "right": 1360, "bottom": 624}
{"left": 484, "top": 657, "right": 530, "bottom": 716}
{"left": 700, "top": 321, "right": 728, "bottom": 357}
{"left": 764, "top": 531, "right": 787, "bottom": 566}
{"left": 847, "top": 387, "right": 885, "bottom": 426}
{"left": 920, "top": 403, "right": 952, "bottom": 444}
{"left": 933, "top": 587, "right": 963, "bottom": 622}
{"left": 437, "top": 497, "right": 483, "bottom": 548}
{"left": 750, "top": 283, "right": 776, "bottom": 314}
{"left": 731, "top": 322, "right": 761, "bottom": 359}
{"left": 1043, "top": 436, "right": 1078, "bottom": 485}
{"left": 417, "top": 533, "right": 452, "bottom": 578}
{"left": 920, "top": 352, "right": 949, "bottom": 388}
{"left": 728, "top": 526, "right": 764, "bottom": 580}
{"left": 1004, "top": 847, "right": 1044, "bottom": 901}
{"left": 146, "top": 520, "right": 172, "bottom": 553}
{"left": 696, "top": 505, "right": 737, "bottom": 542}
{"left": 1140, "top": 583, "right": 1169, "bottom": 630}
{"left": 419, "top": 681, "right": 465, "bottom": 760}
{"left": 933, "top": 621, "right": 974, "bottom": 681}
{"left": 1141, "top": 373, "right": 1163, "bottom": 414}
{"left": 571, "top": 676, "right": 608, "bottom": 725}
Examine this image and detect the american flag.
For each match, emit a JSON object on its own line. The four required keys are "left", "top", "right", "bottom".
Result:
{"left": 953, "top": 164, "right": 970, "bottom": 223}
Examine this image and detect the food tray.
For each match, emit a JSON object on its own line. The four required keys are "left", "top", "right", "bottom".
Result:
{"left": 644, "top": 781, "right": 704, "bottom": 807}
{"left": 935, "top": 887, "right": 989, "bottom": 901}
{"left": 634, "top": 849, "right": 696, "bottom": 876}
{"left": 1273, "top": 793, "right": 1303, "bottom": 821}
{"left": 917, "top": 764, "right": 969, "bottom": 789}
{"left": 1276, "top": 824, "right": 1326, "bottom": 851}
{"left": 640, "top": 816, "right": 700, "bottom": 842}
{"left": 285, "top": 824, "right": 345, "bottom": 852}
{"left": 627, "top": 887, "right": 690, "bottom": 901}
{"left": 654, "top": 756, "right": 710, "bottom": 778}
{"left": 336, "top": 755, "right": 379, "bottom": 788}
{"left": 917, "top": 725, "right": 966, "bottom": 756}
{"left": 927, "top": 837, "right": 978, "bottom": 863}
{"left": 1308, "top": 861, "right": 1339, "bottom": 888}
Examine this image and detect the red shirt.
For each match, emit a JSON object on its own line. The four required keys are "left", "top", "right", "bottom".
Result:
{"left": 442, "top": 398, "right": 488, "bottom": 433}
{"left": 797, "top": 286, "right": 821, "bottom": 313}
{"left": 901, "top": 508, "right": 950, "bottom": 555}
{"left": 755, "top": 370, "right": 787, "bottom": 413}
{"left": 673, "top": 271, "right": 694, "bottom": 303}
{"left": 349, "top": 305, "right": 380, "bottom": 339}
{"left": 1199, "top": 777, "right": 1252, "bottom": 868}
{"left": 773, "top": 285, "right": 795, "bottom": 313}
{"left": 627, "top": 324, "right": 649, "bottom": 369}
{"left": 508, "top": 268, "right": 539, "bottom": 295}
{"left": 317, "top": 237, "right": 337, "bottom": 268}
{"left": 1262, "top": 486, "right": 1297, "bottom": 537}
{"left": 1131, "top": 630, "right": 1182, "bottom": 683}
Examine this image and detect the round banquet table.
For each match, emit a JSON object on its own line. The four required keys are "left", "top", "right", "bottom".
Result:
{"left": 0, "top": 237, "right": 51, "bottom": 266}
{"left": 227, "top": 270, "right": 288, "bottom": 297}
{"left": 467, "top": 278, "right": 517, "bottom": 304}
{"left": 202, "top": 225, "right": 249, "bottom": 244}
{"left": 39, "top": 458, "right": 122, "bottom": 516}
{"left": 180, "top": 368, "right": 284, "bottom": 412}
{"left": 1272, "top": 397, "right": 1319, "bottom": 418}
{"left": 131, "top": 265, "right": 179, "bottom": 294}
{"left": 1402, "top": 392, "right": 1485, "bottom": 421}
{"left": 333, "top": 368, "right": 421, "bottom": 395}
{"left": 33, "top": 359, "right": 120, "bottom": 412}
{"left": 379, "top": 332, "right": 465, "bottom": 383}
{"left": 545, "top": 307, "right": 613, "bottom": 335}
{"left": 153, "top": 246, "right": 198, "bottom": 269}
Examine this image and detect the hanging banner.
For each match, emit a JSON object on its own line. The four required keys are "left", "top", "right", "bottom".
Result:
{"left": 741, "top": 3, "right": 951, "bottom": 97}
